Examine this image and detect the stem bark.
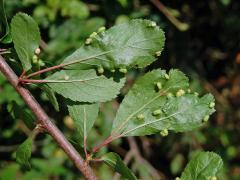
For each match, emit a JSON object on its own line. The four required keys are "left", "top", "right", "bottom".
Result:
{"left": 0, "top": 55, "right": 97, "bottom": 180}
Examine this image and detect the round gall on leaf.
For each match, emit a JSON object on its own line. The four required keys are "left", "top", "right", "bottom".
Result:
{"left": 176, "top": 89, "right": 185, "bottom": 97}
{"left": 98, "top": 26, "right": 106, "bottom": 33}
{"left": 156, "top": 82, "right": 162, "bottom": 90}
{"left": 38, "top": 59, "right": 45, "bottom": 67}
{"left": 85, "top": 38, "right": 92, "bottom": 45}
{"left": 160, "top": 129, "right": 168, "bottom": 136}
{"left": 119, "top": 68, "right": 127, "bottom": 74}
{"left": 155, "top": 51, "right": 161, "bottom": 57}
{"left": 194, "top": 92, "right": 199, "bottom": 96}
{"left": 64, "top": 75, "right": 70, "bottom": 80}
{"left": 32, "top": 55, "right": 38, "bottom": 63}
{"left": 89, "top": 32, "right": 98, "bottom": 38}
{"left": 137, "top": 114, "right": 144, "bottom": 120}
{"left": 149, "top": 21, "right": 157, "bottom": 27}
{"left": 152, "top": 109, "right": 162, "bottom": 116}
{"left": 209, "top": 102, "right": 215, "bottom": 108}
{"left": 97, "top": 67, "right": 104, "bottom": 74}
{"left": 34, "top": 47, "right": 41, "bottom": 55}
{"left": 210, "top": 176, "right": 217, "bottom": 180}
{"left": 203, "top": 115, "right": 209, "bottom": 122}
{"left": 164, "top": 74, "right": 170, "bottom": 80}
{"left": 167, "top": 93, "right": 174, "bottom": 98}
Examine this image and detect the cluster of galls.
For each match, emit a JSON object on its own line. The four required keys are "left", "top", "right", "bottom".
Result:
{"left": 135, "top": 72, "right": 215, "bottom": 137}
{"left": 85, "top": 26, "right": 106, "bottom": 45}
{"left": 96, "top": 65, "right": 128, "bottom": 76}
{"left": 32, "top": 47, "right": 45, "bottom": 67}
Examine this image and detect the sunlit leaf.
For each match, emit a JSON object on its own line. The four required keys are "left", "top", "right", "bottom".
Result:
{"left": 11, "top": 13, "right": 41, "bottom": 71}
{"left": 111, "top": 69, "right": 215, "bottom": 136}
{"left": 180, "top": 151, "right": 223, "bottom": 180}
{"left": 62, "top": 19, "right": 165, "bottom": 70}
{"left": 45, "top": 69, "right": 125, "bottom": 102}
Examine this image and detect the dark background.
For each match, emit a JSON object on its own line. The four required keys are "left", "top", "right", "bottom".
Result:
{"left": 0, "top": 0, "right": 240, "bottom": 179}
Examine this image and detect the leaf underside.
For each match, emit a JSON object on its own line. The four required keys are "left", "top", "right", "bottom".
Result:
{"left": 67, "top": 102, "right": 99, "bottom": 144}
{"left": 0, "top": 0, "right": 12, "bottom": 43}
{"left": 180, "top": 151, "right": 223, "bottom": 180}
{"left": 45, "top": 69, "right": 125, "bottom": 102}
{"left": 16, "top": 137, "right": 33, "bottom": 171}
{"left": 62, "top": 19, "right": 165, "bottom": 70}
{"left": 101, "top": 152, "right": 137, "bottom": 180}
{"left": 111, "top": 69, "right": 215, "bottom": 137}
{"left": 40, "top": 85, "right": 59, "bottom": 111}
{"left": 11, "top": 13, "right": 40, "bottom": 71}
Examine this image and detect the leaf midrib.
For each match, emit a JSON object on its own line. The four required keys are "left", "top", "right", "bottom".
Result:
{"left": 62, "top": 36, "right": 163, "bottom": 67}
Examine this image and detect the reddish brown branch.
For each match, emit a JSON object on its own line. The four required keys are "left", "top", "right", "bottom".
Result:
{"left": 26, "top": 63, "right": 65, "bottom": 78}
{"left": 0, "top": 55, "right": 97, "bottom": 180}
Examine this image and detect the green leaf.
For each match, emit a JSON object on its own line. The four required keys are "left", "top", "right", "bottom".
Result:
{"left": 0, "top": 164, "right": 19, "bottom": 180}
{"left": 45, "top": 69, "right": 125, "bottom": 102}
{"left": 180, "top": 151, "right": 223, "bottom": 180}
{"left": 0, "top": 0, "right": 12, "bottom": 43}
{"left": 101, "top": 152, "right": 137, "bottom": 180}
{"left": 61, "top": 19, "right": 165, "bottom": 70}
{"left": 40, "top": 85, "right": 59, "bottom": 111}
{"left": 8, "top": 101, "right": 35, "bottom": 129}
{"left": 111, "top": 69, "right": 215, "bottom": 136}
{"left": 67, "top": 102, "right": 99, "bottom": 144}
{"left": 11, "top": 13, "right": 41, "bottom": 71}
{"left": 16, "top": 137, "right": 33, "bottom": 170}
{"left": 60, "top": 0, "right": 89, "bottom": 19}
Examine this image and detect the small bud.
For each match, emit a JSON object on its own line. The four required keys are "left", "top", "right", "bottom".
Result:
{"left": 32, "top": 55, "right": 38, "bottom": 63}
{"left": 97, "top": 67, "right": 104, "bottom": 74}
{"left": 203, "top": 115, "right": 209, "bottom": 122}
{"left": 210, "top": 176, "right": 217, "bottom": 180}
{"left": 160, "top": 129, "right": 168, "bottom": 136}
{"left": 98, "top": 26, "right": 106, "bottom": 33}
{"left": 35, "top": 47, "right": 41, "bottom": 55}
{"left": 149, "top": 21, "right": 157, "bottom": 27}
{"left": 175, "top": 178, "right": 180, "bottom": 180}
{"left": 137, "top": 114, "right": 144, "bottom": 120}
{"left": 152, "top": 109, "right": 162, "bottom": 116}
{"left": 155, "top": 51, "right": 161, "bottom": 57}
{"left": 64, "top": 75, "right": 70, "bottom": 80}
{"left": 156, "top": 82, "right": 162, "bottom": 90}
{"left": 167, "top": 93, "right": 174, "bottom": 98}
{"left": 164, "top": 74, "right": 170, "bottom": 80}
{"left": 176, "top": 89, "right": 185, "bottom": 97}
{"left": 110, "top": 69, "right": 116, "bottom": 73}
{"left": 85, "top": 38, "right": 92, "bottom": 45}
{"left": 119, "top": 68, "right": 127, "bottom": 74}
{"left": 89, "top": 32, "right": 98, "bottom": 38}
{"left": 194, "top": 92, "right": 199, "bottom": 96}
{"left": 187, "top": 88, "right": 191, "bottom": 93}
{"left": 209, "top": 102, "right": 215, "bottom": 108}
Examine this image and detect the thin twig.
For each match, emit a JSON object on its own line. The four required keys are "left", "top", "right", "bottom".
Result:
{"left": 128, "top": 137, "right": 163, "bottom": 180}
{"left": 149, "top": 0, "right": 189, "bottom": 31}
{"left": 0, "top": 55, "right": 97, "bottom": 180}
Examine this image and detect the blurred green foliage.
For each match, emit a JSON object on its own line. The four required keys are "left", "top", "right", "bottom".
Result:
{"left": 0, "top": 0, "right": 240, "bottom": 179}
